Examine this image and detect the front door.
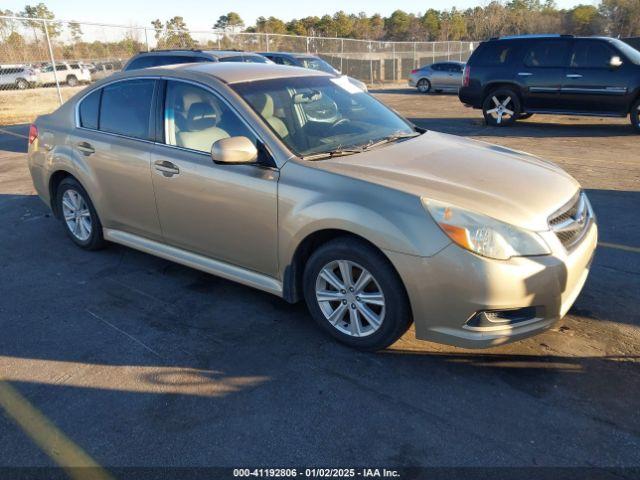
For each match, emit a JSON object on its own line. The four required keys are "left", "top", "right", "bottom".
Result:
{"left": 150, "top": 80, "right": 279, "bottom": 277}
{"left": 561, "top": 40, "right": 630, "bottom": 114}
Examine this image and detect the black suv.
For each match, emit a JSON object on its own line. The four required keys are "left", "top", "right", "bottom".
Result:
{"left": 458, "top": 35, "right": 640, "bottom": 132}
{"left": 123, "top": 49, "right": 272, "bottom": 70}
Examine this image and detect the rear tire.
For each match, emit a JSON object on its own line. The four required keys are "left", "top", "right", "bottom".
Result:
{"left": 66, "top": 75, "right": 78, "bottom": 87}
{"left": 630, "top": 98, "right": 640, "bottom": 133}
{"left": 56, "top": 177, "right": 105, "bottom": 250}
{"left": 303, "top": 237, "right": 412, "bottom": 351}
{"left": 16, "top": 78, "right": 28, "bottom": 90}
{"left": 482, "top": 88, "right": 521, "bottom": 126}
{"left": 417, "top": 79, "right": 431, "bottom": 94}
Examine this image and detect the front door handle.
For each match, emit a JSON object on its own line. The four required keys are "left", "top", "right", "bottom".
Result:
{"left": 518, "top": 72, "right": 533, "bottom": 76}
{"left": 76, "top": 141, "right": 94, "bottom": 155}
{"left": 154, "top": 160, "right": 180, "bottom": 177}
{"left": 566, "top": 74, "right": 583, "bottom": 78}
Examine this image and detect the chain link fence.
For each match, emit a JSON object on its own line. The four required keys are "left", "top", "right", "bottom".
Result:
{"left": 0, "top": 15, "right": 476, "bottom": 125}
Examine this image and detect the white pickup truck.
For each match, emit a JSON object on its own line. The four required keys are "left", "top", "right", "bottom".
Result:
{"left": 37, "top": 62, "right": 91, "bottom": 87}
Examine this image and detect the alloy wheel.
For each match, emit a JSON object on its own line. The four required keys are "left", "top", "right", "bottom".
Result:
{"left": 486, "top": 95, "right": 516, "bottom": 125}
{"left": 417, "top": 79, "right": 430, "bottom": 93}
{"left": 61, "top": 189, "right": 92, "bottom": 241}
{"left": 315, "top": 259, "right": 385, "bottom": 337}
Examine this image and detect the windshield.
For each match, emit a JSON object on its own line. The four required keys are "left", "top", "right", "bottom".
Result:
{"left": 298, "top": 57, "right": 337, "bottom": 74}
{"left": 232, "top": 75, "right": 416, "bottom": 157}
{"left": 609, "top": 38, "right": 640, "bottom": 65}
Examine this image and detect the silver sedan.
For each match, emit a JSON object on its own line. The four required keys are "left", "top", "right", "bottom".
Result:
{"left": 408, "top": 61, "right": 465, "bottom": 93}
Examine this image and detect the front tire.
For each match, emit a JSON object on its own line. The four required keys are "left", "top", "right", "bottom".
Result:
{"left": 16, "top": 78, "right": 28, "bottom": 90}
{"left": 56, "top": 177, "right": 105, "bottom": 250}
{"left": 630, "top": 98, "right": 640, "bottom": 133}
{"left": 66, "top": 75, "right": 78, "bottom": 87}
{"left": 482, "top": 88, "right": 521, "bottom": 126}
{"left": 303, "top": 237, "right": 412, "bottom": 351}
{"left": 417, "top": 79, "right": 431, "bottom": 94}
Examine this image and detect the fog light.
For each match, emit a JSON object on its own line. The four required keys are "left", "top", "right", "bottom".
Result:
{"left": 465, "top": 307, "right": 539, "bottom": 329}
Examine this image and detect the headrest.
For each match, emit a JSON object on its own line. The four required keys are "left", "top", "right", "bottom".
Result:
{"left": 253, "top": 93, "right": 275, "bottom": 117}
{"left": 187, "top": 102, "right": 217, "bottom": 130}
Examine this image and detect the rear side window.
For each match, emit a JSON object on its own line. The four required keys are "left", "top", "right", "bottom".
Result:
{"left": 523, "top": 41, "right": 569, "bottom": 67}
{"left": 99, "top": 79, "right": 155, "bottom": 139}
{"left": 570, "top": 41, "right": 615, "bottom": 68}
{"left": 472, "top": 42, "right": 516, "bottom": 66}
{"left": 79, "top": 89, "right": 101, "bottom": 129}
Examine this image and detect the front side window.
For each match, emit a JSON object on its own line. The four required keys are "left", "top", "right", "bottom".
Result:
{"left": 233, "top": 76, "right": 415, "bottom": 157}
{"left": 524, "top": 41, "right": 569, "bottom": 67}
{"left": 570, "top": 41, "right": 615, "bottom": 68}
{"left": 79, "top": 89, "right": 101, "bottom": 129}
{"left": 164, "top": 81, "right": 257, "bottom": 154}
{"left": 99, "top": 79, "right": 155, "bottom": 139}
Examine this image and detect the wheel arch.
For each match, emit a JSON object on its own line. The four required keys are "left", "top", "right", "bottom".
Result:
{"left": 282, "top": 228, "right": 403, "bottom": 304}
{"left": 481, "top": 82, "right": 524, "bottom": 102}
{"left": 48, "top": 170, "right": 76, "bottom": 218}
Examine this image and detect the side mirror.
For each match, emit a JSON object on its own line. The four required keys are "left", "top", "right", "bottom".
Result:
{"left": 610, "top": 56, "right": 623, "bottom": 68}
{"left": 211, "top": 136, "right": 258, "bottom": 165}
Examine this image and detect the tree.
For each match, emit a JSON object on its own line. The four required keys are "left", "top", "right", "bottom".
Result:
{"left": 422, "top": 10, "right": 441, "bottom": 41}
{"left": 254, "top": 16, "right": 287, "bottom": 34}
{"left": 69, "top": 21, "right": 83, "bottom": 43}
{"left": 385, "top": 10, "right": 413, "bottom": 40}
{"left": 568, "top": 5, "right": 601, "bottom": 35}
{"left": 599, "top": 0, "right": 640, "bottom": 37}
{"left": 214, "top": 12, "right": 244, "bottom": 31}
{"left": 20, "top": 3, "right": 60, "bottom": 42}
{"left": 150, "top": 17, "right": 195, "bottom": 49}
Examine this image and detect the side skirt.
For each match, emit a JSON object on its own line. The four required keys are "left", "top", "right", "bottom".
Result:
{"left": 103, "top": 228, "right": 283, "bottom": 297}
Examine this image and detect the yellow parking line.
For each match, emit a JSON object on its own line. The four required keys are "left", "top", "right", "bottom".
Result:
{"left": 599, "top": 241, "right": 640, "bottom": 254}
{"left": 0, "top": 380, "right": 113, "bottom": 480}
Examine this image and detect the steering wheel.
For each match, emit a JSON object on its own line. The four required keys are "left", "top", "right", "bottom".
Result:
{"left": 331, "top": 118, "right": 351, "bottom": 129}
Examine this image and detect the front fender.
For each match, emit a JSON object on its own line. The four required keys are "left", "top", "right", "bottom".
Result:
{"left": 277, "top": 161, "right": 451, "bottom": 273}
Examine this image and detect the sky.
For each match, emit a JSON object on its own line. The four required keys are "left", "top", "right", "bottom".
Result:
{"left": 4, "top": 0, "right": 598, "bottom": 30}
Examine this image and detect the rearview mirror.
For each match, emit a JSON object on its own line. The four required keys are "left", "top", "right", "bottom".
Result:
{"left": 211, "top": 136, "right": 258, "bottom": 165}
{"left": 610, "top": 56, "right": 623, "bottom": 68}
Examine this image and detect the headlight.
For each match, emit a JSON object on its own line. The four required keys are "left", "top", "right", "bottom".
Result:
{"left": 423, "top": 199, "right": 550, "bottom": 260}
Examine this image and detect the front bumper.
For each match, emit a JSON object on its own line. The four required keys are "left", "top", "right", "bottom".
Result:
{"left": 385, "top": 221, "right": 597, "bottom": 348}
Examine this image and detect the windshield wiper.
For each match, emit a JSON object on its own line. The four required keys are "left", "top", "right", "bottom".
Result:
{"left": 362, "top": 131, "right": 421, "bottom": 151}
{"left": 301, "top": 147, "right": 364, "bottom": 161}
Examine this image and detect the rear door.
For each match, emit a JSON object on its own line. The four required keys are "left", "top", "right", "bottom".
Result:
{"left": 72, "top": 79, "right": 163, "bottom": 240}
{"left": 517, "top": 39, "right": 570, "bottom": 111}
{"left": 429, "top": 63, "right": 448, "bottom": 88}
{"left": 561, "top": 39, "right": 630, "bottom": 114}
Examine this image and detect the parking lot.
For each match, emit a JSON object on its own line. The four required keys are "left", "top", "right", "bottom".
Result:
{"left": 0, "top": 89, "right": 639, "bottom": 473}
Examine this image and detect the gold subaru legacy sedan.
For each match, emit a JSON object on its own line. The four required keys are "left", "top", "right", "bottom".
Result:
{"left": 27, "top": 63, "right": 597, "bottom": 350}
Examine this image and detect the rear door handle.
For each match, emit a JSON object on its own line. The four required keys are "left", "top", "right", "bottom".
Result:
{"left": 518, "top": 72, "right": 533, "bottom": 76}
{"left": 76, "top": 141, "right": 94, "bottom": 155}
{"left": 154, "top": 160, "right": 180, "bottom": 177}
{"left": 566, "top": 74, "right": 583, "bottom": 78}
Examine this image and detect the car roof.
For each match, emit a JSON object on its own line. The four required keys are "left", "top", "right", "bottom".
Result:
{"left": 136, "top": 50, "right": 264, "bottom": 59}
{"left": 126, "top": 62, "right": 332, "bottom": 84}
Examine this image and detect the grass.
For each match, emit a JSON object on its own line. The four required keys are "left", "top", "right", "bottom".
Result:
{"left": 0, "top": 86, "right": 84, "bottom": 126}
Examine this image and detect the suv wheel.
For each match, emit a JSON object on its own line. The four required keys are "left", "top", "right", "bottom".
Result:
{"left": 66, "top": 75, "right": 78, "bottom": 87}
{"left": 56, "top": 177, "right": 105, "bottom": 250}
{"left": 417, "top": 79, "right": 431, "bottom": 94}
{"left": 303, "top": 237, "right": 412, "bottom": 351}
{"left": 16, "top": 78, "right": 28, "bottom": 90}
{"left": 482, "top": 88, "right": 520, "bottom": 126}
{"left": 631, "top": 98, "right": 640, "bottom": 133}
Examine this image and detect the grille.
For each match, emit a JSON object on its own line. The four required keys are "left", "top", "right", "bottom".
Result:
{"left": 549, "top": 192, "right": 591, "bottom": 250}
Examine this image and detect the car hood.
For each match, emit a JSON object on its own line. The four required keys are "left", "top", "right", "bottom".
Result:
{"left": 309, "top": 131, "right": 580, "bottom": 231}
